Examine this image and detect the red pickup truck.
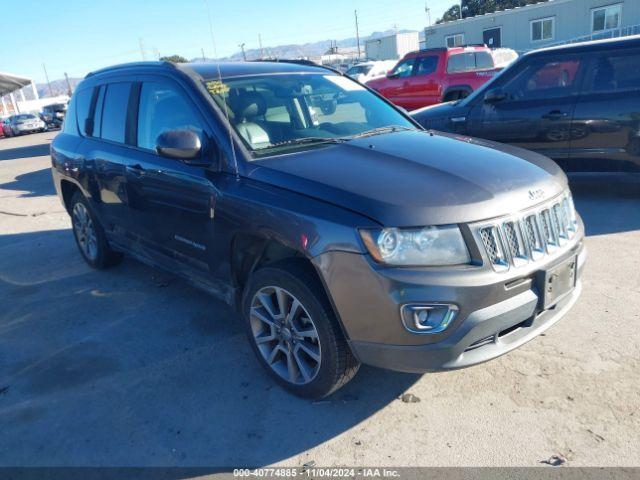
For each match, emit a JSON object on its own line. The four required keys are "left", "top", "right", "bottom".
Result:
{"left": 367, "top": 46, "right": 512, "bottom": 111}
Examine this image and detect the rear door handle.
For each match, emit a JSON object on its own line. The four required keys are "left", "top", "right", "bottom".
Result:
{"left": 127, "top": 163, "right": 146, "bottom": 176}
{"left": 542, "top": 110, "right": 568, "bottom": 120}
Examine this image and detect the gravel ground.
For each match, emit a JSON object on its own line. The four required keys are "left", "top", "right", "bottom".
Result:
{"left": 0, "top": 132, "right": 638, "bottom": 467}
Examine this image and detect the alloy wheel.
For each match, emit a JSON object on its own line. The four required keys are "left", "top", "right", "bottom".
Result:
{"left": 250, "top": 286, "right": 321, "bottom": 385}
{"left": 72, "top": 202, "right": 98, "bottom": 261}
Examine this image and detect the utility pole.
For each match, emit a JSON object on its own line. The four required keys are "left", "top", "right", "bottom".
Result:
{"left": 258, "top": 34, "right": 264, "bottom": 59}
{"left": 425, "top": 2, "right": 432, "bottom": 26}
{"left": 239, "top": 43, "right": 247, "bottom": 61}
{"left": 153, "top": 48, "right": 160, "bottom": 60}
{"left": 354, "top": 10, "right": 361, "bottom": 60}
{"left": 63, "top": 72, "right": 72, "bottom": 96}
{"left": 459, "top": 0, "right": 463, "bottom": 20}
{"left": 138, "top": 37, "right": 147, "bottom": 60}
{"left": 42, "top": 63, "right": 53, "bottom": 97}
{"left": 201, "top": 48, "right": 206, "bottom": 62}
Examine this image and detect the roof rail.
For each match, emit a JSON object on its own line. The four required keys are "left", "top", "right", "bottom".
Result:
{"left": 250, "top": 58, "right": 344, "bottom": 75}
{"left": 85, "top": 61, "right": 176, "bottom": 78}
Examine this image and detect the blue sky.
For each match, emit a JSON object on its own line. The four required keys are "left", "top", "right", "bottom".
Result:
{"left": 5, "top": 0, "right": 454, "bottom": 83}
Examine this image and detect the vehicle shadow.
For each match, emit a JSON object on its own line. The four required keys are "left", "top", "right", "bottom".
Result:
{"left": 0, "top": 168, "right": 56, "bottom": 198}
{"left": 0, "top": 229, "right": 420, "bottom": 467}
{"left": 0, "top": 143, "right": 50, "bottom": 161}
{"left": 569, "top": 175, "right": 640, "bottom": 236}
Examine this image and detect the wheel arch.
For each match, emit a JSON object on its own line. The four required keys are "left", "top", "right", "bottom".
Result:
{"left": 230, "top": 234, "right": 351, "bottom": 341}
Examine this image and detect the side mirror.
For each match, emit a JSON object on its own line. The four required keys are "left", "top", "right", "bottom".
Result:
{"left": 484, "top": 88, "right": 507, "bottom": 104}
{"left": 156, "top": 129, "right": 206, "bottom": 164}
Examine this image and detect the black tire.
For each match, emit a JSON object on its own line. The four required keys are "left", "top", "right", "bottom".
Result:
{"left": 69, "top": 192, "right": 123, "bottom": 269}
{"left": 242, "top": 261, "right": 359, "bottom": 398}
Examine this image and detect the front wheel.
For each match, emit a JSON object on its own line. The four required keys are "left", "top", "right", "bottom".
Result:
{"left": 70, "top": 192, "right": 123, "bottom": 269}
{"left": 242, "top": 263, "right": 359, "bottom": 398}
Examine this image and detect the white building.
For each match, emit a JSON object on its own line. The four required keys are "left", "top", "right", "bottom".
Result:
{"left": 423, "top": 0, "right": 640, "bottom": 52}
{"left": 365, "top": 32, "right": 420, "bottom": 60}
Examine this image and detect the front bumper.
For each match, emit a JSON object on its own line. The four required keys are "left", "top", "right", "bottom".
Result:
{"left": 313, "top": 230, "right": 585, "bottom": 374}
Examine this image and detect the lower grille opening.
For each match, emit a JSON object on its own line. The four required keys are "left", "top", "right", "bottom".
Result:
{"left": 498, "top": 320, "right": 529, "bottom": 338}
{"left": 465, "top": 334, "right": 495, "bottom": 351}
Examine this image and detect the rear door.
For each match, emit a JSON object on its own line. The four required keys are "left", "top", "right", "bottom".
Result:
{"left": 568, "top": 46, "right": 640, "bottom": 172}
{"left": 466, "top": 52, "right": 587, "bottom": 160}
{"left": 124, "top": 77, "right": 220, "bottom": 274}
{"left": 78, "top": 80, "right": 134, "bottom": 236}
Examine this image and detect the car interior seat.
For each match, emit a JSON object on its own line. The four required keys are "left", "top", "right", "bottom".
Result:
{"left": 233, "top": 92, "right": 271, "bottom": 149}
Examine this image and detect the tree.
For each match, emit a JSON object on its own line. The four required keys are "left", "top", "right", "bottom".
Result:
{"left": 159, "top": 55, "right": 188, "bottom": 63}
{"left": 436, "top": 0, "right": 549, "bottom": 23}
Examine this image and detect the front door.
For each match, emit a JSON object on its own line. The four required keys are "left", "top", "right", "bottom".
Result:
{"left": 379, "top": 57, "right": 416, "bottom": 109}
{"left": 125, "top": 79, "right": 220, "bottom": 274}
{"left": 403, "top": 54, "right": 441, "bottom": 109}
{"left": 466, "top": 52, "right": 587, "bottom": 160}
{"left": 483, "top": 28, "right": 502, "bottom": 48}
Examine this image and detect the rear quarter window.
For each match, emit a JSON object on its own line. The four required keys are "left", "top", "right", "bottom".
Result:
{"left": 75, "top": 87, "right": 93, "bottom": 136}
{"left": 447, "top": 52, "right": 495, "bottom": 73}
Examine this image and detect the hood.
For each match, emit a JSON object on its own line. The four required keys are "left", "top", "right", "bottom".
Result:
{"left": 247, "top": 130, "right": 568, "bottom": 227}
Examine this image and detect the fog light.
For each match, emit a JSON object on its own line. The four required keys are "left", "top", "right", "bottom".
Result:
{"left": 401, "top": 304, "right": 458, "bottom": 334}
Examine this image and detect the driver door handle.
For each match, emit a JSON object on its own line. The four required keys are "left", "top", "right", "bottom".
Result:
{"left": 542, "top": 110, "right": 568, "bottom": 120}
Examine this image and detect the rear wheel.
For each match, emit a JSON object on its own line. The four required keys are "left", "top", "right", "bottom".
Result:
{"left": 70, "top": 192, "right": 123, "bottom": 269}
{"left": 243, "top": 262, "right": 359, "bottom": 398}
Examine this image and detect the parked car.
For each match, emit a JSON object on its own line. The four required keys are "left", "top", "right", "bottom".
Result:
{"left": 412, "top": 36, "right": 640, "bottom": 173}
{"left": 51, "top": 61, "right": 584, "bottom": 398}
{"left": 2, "top": 117, "right": 14, "bottom": 137}
{"left": 345, "top": 60, "right": 397, "bottom": 84}
{"left": 42, "top": 103, "right": 67, "bottom": 129}
{"left": 7, "top": 113, "right": 46, "bottom": 135}
{"left": 366, "top": 45, "right": 516, "bottom": 110}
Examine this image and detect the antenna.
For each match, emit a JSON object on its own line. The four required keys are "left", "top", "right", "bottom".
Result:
{"left": 203, "top": 0, "right": 239, "bottom": 175}
{"left": 354, "top": 10, "right": 361, "bottom": 61}
{"left": 138, "top": 38, "right": 147, "bottom": 60}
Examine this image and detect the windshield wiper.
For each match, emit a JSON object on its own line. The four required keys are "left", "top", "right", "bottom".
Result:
{"left": 347, "top": 125, "right": 416, "bottom": 140}
{"left": 267, "top": 137, "right": 346, "bottom": 148}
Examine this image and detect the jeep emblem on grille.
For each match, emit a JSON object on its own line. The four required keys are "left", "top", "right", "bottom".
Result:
{"left": 528, "top": 188, "right": 545, "bottom": 201}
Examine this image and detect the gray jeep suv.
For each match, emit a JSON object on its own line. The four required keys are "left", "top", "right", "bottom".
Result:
{"left": 51, "top": 61, "right": 585, "bottom": 398}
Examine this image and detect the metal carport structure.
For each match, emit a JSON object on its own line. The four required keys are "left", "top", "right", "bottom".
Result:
{"left": 0, "top": 71, "right": 38, "bottom": 116}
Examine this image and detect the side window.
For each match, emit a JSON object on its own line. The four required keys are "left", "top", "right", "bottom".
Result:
{"left": 75, "top": 87, "right": 94, "bottom": 136}
{"left": 137, "top": 82, "right": 204, "bottom": 151}
{"left": 390, "top": 59, "right": 415, "bottom": 78}
{"left": 101, "top": 82, "right": 132, "bottom": 144}
{"left": 414, "top": 56, "right": 438, "bottom": 76}
{"left": 584, "top": 50, "right": 640, "bottom": 93}
{"left": 447, "top": 53, "right": 475, "bottom": 73}
{"left": 475, "top": 51, "right": 494, "bottom": 70}
{"left": 499, "top": 56, "right": 583, "bottom": 100}
{"left": 63, "top": 93, "right": 78, "bottom": 134}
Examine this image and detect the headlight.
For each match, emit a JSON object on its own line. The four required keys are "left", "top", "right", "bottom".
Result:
{"left": 359, "top": 225, "right": 470, "bottom": 266}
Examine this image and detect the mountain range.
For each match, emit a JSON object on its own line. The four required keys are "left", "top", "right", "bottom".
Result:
{"left": 37, "top": 29, "right": 416, "bottom": 97}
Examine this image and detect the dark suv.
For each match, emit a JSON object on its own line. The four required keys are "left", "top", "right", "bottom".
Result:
{"left": 51, "top": 61, "right": 585, "bottom": 398}
{"left": 412, "top": 36, "right": 640, "bottom": 173}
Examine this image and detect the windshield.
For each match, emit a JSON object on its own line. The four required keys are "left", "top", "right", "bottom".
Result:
{"left": 16, "top": 114, "right": 36, "bottom": 121}
{"left": 205, "top": 73, "right": 415, "bottom": 157}
{"left": 346, "top": 65, "right": 373, "bottom": 76}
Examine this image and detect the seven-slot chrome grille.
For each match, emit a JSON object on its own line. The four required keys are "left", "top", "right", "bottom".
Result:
{"left": 475, "top": 192, "right": 578, "bottom": 271}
